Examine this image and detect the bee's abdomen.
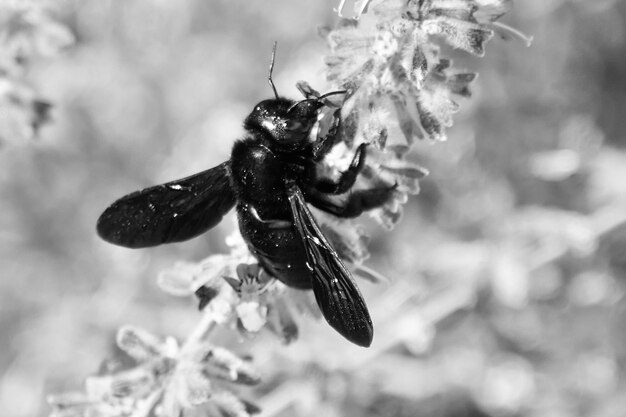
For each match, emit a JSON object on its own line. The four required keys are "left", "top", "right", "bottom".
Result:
{"left": 236, "top": 204, "right": 312, "bottom": 289}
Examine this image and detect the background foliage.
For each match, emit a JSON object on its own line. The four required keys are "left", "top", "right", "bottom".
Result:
{"left": 1, "top": 0, "right": 626, "bottom": 416}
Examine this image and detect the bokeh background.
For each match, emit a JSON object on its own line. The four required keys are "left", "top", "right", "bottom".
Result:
{"left": 2, "top": 0, "right": 626, "bottom": 416}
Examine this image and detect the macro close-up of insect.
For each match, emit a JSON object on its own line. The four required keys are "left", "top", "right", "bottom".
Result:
{"left": 96, "top": 45, "right": 396, "bottom": 347}
{"left": 7, "top": 2, "right": 622, "bottom": 416}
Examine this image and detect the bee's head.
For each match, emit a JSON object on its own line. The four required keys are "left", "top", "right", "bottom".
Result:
{"left": 244, "top": 97, "right": 324, "bottom": 152}
{"left": 245, "top": 43, "right": 345, "bottom": 152}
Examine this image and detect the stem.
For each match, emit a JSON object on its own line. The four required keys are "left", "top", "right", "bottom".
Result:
{"left": 528, "top": 205, "right": 626, "bottom": 272}
{"left": 132, "top": 389, "right": 164, "bottom": 417}
{"left": 335, "top": 0, "right": 348, "bottom": 17}
{"left": 491, "top": 21, "right": 534, "bottom": 47}
{"left": 181, "top": 309, "right": 218, "bottom": 354}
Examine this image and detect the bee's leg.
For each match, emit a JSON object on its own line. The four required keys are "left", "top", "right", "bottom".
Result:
{"left": 311, "top": 108, "right": 342, "bottom": 161}
{"left": 310, "top": 143, "right": 368, "bottom": 195}
{"left": 306, "top": 183, "right": 396, "bottom": 218}
{"left": 246, "top": 204, "right": 291, "bottom": 229}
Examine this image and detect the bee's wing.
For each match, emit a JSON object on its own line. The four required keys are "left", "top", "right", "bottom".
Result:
{"left": 287, "top": 184, "right": 373, "bottom": 347}
{"left": 97, "top": 161, "right": 236, "bottom": 248}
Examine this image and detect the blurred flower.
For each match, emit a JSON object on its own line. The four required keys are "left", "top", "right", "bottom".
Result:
{"left": 335, "top": 0, "right": 373, "bottom": 19}
{"left": 0, "top": 77, "right": 52, "bottom": 145}
{"left": 43, "top": 2, "right": 530, "bottom": 417}
{"left": 320, "top": 0, "right": 519, "bottom": 228}
{"left": 0, "top": 4, "right": 72, "bottom": 146}
{"left": 316, "top": 210, "right": 371, "bottom": 263}
{"left": 528, "top": 149, "right": 582, "bottom": 181}
{"left": 0, "top": 6, "right": 73, "bottom": 64}
{"left": 48, "top": 325, "right": 260, "bottom": 417}
{"left": 479, "top": 356, "right": 535, "bottom": 414}
{"left": 223, "top": 263, "right": 274, "bottom": 333}
{"left": 323, "top": 0, "right": 507, "bottom": 146}
{"left": 499, "top": 207, "right": 598, "bottom": 263}
{"left": 159, "top": 236, "right": 303, "bottom": 344}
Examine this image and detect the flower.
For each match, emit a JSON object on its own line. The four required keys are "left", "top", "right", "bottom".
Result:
{"left": 0, "top": 77, "right": 53, "bottom": 145}
{"left": 323, "top": 0, "right": 516, "bottom": 149}
{"left": 319, "top": 1, "right": 518, "bottom": 229}
{"left": 159, "top": 238, "right": 304, "bottom": 344}
{"left": 0, "top": 5, "right": 72, "bottom": 146}
{"left": 223, "top": 264, "right": 274, "bottom": 333}
{"left": 48, "top": 325, "right": 261, "bottom": 417}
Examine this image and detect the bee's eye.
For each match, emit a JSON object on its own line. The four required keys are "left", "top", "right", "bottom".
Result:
{"left": 286, "top": 119, "right": 306, "bottom": 132}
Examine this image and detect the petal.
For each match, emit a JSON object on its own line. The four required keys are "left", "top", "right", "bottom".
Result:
{"left": 380, "top": 162, "right": 429, "bottom": 194}
{"left": 428, "top": 0, "right": 477, "bottom": 21}
{"left": 236, "top": 302, "right": 267, "bottom": 333}
{"left": 370, "top": 202, "right": 404, "bottom": 230}
{"left": 209, "top": 390, "right": 256, "bottom": 417}
{"left": 447, "top": 72, "right": 477, "bottom": 97}
{"left": 474, "top": 0, "right": 513, "bottom": 22}
{"left": 47, "top": 392, "right": 96, "bottom": 417}
{"left": 296, "top": 81, "right": 321, "bottom": 99}
{"left": 318, "top": 216, "right": 370, "bottom": 264}
{"left": 222, "top": 275, "right": 241, "bottom": 292}
{"left": 362, "top": 106, "right": 390, "bottom": 149}
{"left": 204, "top": 293, "right": 236, "bottom": 325}
{"left": 284, "top": 287, "right": 322, "bottom": 319}
{"left": 199, "top": 255, "right": 237, "bottom": 287}
{"left": 200, "top": 347, "right": 261, "bottom": 386}
{"left": 86, "top": 367, "right": 156, "bottom": 401}
{"left": 422, "top": 17, "right": 494, "bottom": 56}
{"left": 416, "top": 94, "right": 447, "bottom": 141}
{"left": 352, "top": 264, "right": 392, "bottom": 284}
{"left": 236, "top": 263, "right": 261, "bottom": 282}
{"left": 175, "top": 366, "right": 213, "bottom": 407}
{"left": 158, "top": 385, "right": 183, "bottom": 417}
{"left": 266, "top": 297, "right": 299, "bottom": 344}
{"left": 157, "top": 261, "right": 202, "bottom": 296}
{"left": 392, "top": 94, "right": 424, "bottom": 143}
{"left": 116, "top": 326, "right": 172, "bottom": 362}
{"left": 196, "top": 284, "right": 222, "bottom": 311}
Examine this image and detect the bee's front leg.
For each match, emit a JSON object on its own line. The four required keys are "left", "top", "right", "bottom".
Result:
{"left": 308, "top": 143, "right": 368, "bottom": 195}
{"left": 311, "top": 108, "right": 342, "bottom": 161}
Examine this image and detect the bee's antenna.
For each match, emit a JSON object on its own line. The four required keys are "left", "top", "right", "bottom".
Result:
{"left": 318, "top": 90, "right": 348, "bottom": 100}
{"left": 268, "top": 41, "right": 279, "bottom": 100}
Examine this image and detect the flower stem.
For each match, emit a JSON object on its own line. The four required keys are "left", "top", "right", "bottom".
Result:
{"left": 180, "top": 309, "right": 218, "bottom": 354}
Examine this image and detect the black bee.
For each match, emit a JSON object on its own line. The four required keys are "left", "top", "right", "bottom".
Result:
{"left": 97, "top": 45, "right": 395, "bottom": 347}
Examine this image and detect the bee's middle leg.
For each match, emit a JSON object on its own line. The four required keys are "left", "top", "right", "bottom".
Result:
{"left": 306, "top": 183, "right": 396, "bottom": 218}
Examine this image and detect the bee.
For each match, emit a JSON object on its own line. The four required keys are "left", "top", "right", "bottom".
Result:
{"left": 97, "top": 45, "right": 395, "bottom": 347}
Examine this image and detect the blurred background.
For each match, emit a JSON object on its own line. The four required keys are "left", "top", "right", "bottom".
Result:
{"left": 2, "top": 0, "right": 626, "bottom": 416}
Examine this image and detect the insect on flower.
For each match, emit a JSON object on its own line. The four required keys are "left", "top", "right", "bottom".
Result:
{"left": 96, "top": 44, "right": 396, "bottom": 347}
